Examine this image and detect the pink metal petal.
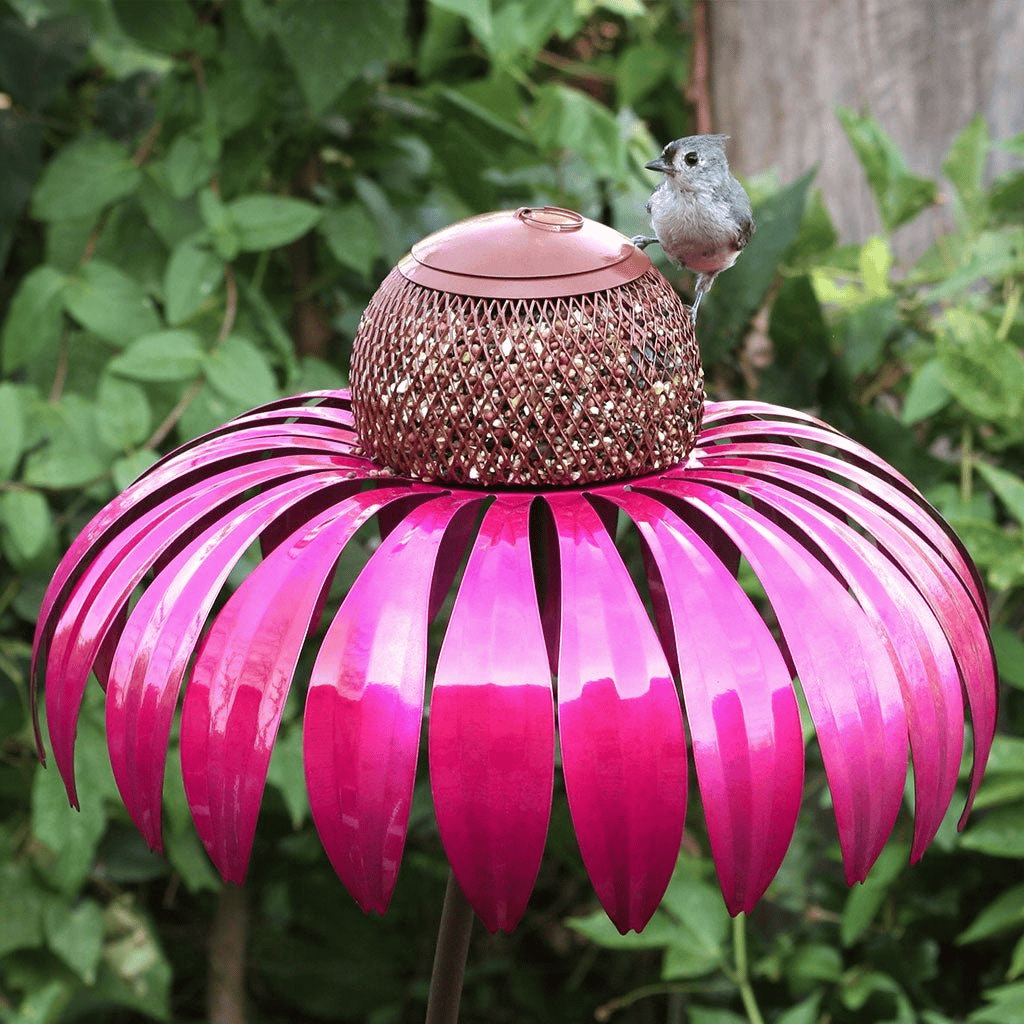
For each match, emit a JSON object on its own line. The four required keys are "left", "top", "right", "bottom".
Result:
{"left": 430, "top": 495, "right": 555, "bottom": 933}
{"left": 647, "top": 478, "right": 909, "bottom": 885}
{"left": 604, "top": 489, "right": 803, "bottom": 915}
{"left": 696, "top": 410, "right": 986, "bottom": 613}
{"left": 690, "top": 451, "right": 997, "bottom": 819}
{"left": 546, "top": 491, "right": 687, "bottom": 934}
{"left": 105, "top": 474, "right": 362, "bottom": 850}
{"left": 180, "top": 486, "right": 438, "bottom": 883}
{"left": 688, "top": 467, "right": 965, "bottom": 860}
{"left": 43, "top": 458, "right": 359, "bottom": 803}
{"left": 304, "top": 494, "right": 480, "bottom": 914}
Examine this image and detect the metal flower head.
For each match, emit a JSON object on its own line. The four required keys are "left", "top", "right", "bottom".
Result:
{"left": 33, "top": 208, "right": 996, "bottom": 937}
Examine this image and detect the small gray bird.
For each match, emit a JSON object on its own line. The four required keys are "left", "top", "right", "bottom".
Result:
{"left": 632, "top": 134, "right": 754, "bottom": 320}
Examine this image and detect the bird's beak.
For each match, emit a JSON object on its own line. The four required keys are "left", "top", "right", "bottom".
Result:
{"left": 645, "top": 156, "right": 671, "bottom": 173}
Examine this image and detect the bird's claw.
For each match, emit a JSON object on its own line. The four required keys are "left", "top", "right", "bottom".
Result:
{"left": 630, "top": 235, "right": 657, "bottom": 250}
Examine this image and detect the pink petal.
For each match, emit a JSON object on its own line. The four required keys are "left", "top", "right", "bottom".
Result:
{"left": 430, "top": 495, "right": 555, "bottom": 933}
{"left": 304, "top": 494, "right": 480, "bottom": 913}
{"left": 604, "top": 488, "right": 803, "bottom": 915}
{"left": 546, "top": 491, "right": 687, "bottom": 934}
{"left": 647, "top": 478, "right": 909, "bottom": 885}
{"left": 43, "top": 458, "right": 361, "bottom": 803}
{"left": 689, "top": 467, "right": 965, "bottom": 860}
{"left": 696, "top": 409, "right": 986, "bottom": 613}
{"left": 691, "top": 449, "right": 996, "bottom": 818}
{"left": 106, "top": 473, "right": 362, "bottom": 850}
{"left": 181, "top": 485, "right": 440, "bottom": 883}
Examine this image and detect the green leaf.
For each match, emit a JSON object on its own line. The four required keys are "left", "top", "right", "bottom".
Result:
{"left": 530, "top": 84, "right": 625, "bottom": 179}
{"left": 937, "top": 309, "right": 1024, "bottom": 422}
{"left": 2, "top": 980, "right": 71, "bottom": 1024}
{"left": 659, "top": 870, "right": 730, "bottom": 980}
{"left": 992, "top": 626, "right": 1024, "bottom": 691}
{"left": 0, "top": 381, "right": 26, "bottom": 481}
{"left": 1008, "top": 933, "right": 1024, "bottom": 980}
{"left": 23, "top": 394, "right": 112, "bottom": 488}
{"left": 227, "top": 195, "right": 322, "bottom": 252}
{"left": 858, "top": 235, "right": 893, "bottom": 297}
{"left": 775, "top": 992, "right": 824, "bottom": 1024}
{"left": 840, "top": 841, "right": 908, "bottom": 946}
{"left": 0, "top": 857, "right": 46, "bottom": 955}
{"left": 1, "top": 264, "right": 66, "bottom": 373}
{"left": 199, "top": 186, "right": 239, "bottom": 261}
{"left": 616, "top": 42, "right": 671, "bottom": 107}
{"left": 902, "top": 358, "right": 950, "bottom": 425}
{"left": 980, "top": 735, "right": 1024, "bottom": 775}
{"left": 31, "top": 135, "right": 141, "bottom": 221}
{"left": 266, "top": 722, "right": 309, "bottom": 828}
{"left": 960, "top": 805, "right": 1024, "bottom": 858}
{"left": 786, "top": 942, "right": 842, "bottom": 994}
{"left": 0, "top": 13, "right": 88, "bottom": 111}
{"left": 702, "top": 168, "right": 814, "bottom": 362}
{"left": 762, "top": 275, "right": 830, "bottom": 406}
{"left": 109, "top": 329, "right": 204, "bottom": 382}
{"left": 976, "top": 463, "right": 1024, "bottom": 529}
{"left": 112, "top": 0, "right": 197, "bottom": 52}
{"left": 236, "top": 275, "right": 299, "bottom": 384}
{"left": 429, "top": 0, "right": 492, "bottom": 43}
{"left": 164, "top": 825, "right": 221, "bottom": 895}
{"left": 840, "top": 296, "right": 900, "bottom": 378}
{"left": 96, "top": 374, "right": 151, "bottom": 450}
{"left": 0, "top": 488, "right": 54, "bottom": 564}
{"left": 96, "top": 896, "right": 172, "bottom": 1020}
{"left": 836, "top": 107, "right": 938, "bottom": 232}
{"left": 271, "top": 0, "right": 407, "bottom": 114}
{"left": 138, "top": 170, "right": 204, "bottom": 249}
{"left": 204, "top": 335, "right": 278, "bottom": 406}
{"left": 959, "top": 882, "right": 1024, "bottom": 944}
{"left": 63, "top": 260, "right": 161, "bottom": 346}
{"left": 943, "top": 113, "right": 990, "bottom": 230}
{"left": 320, "top": 204, "right": 381, "bottom": 277}
{"left": 164, "top": 237, "right": 224, "bottom": 325}
{"left": 112, "top": 450, "right": 158, "bottom": 492}
{"left": 688, "top": 1010, "right": 746, "bottom": 1024}
{"left": 163, "top": 131, "right": 217, "bottom": 199}
{"left": 45, "top": 898, "right": 105, "bottom": 983}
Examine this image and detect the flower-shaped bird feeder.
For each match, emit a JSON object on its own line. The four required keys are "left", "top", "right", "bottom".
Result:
{"left": 34, "top": 207, "right": 996, "bottom": 1021}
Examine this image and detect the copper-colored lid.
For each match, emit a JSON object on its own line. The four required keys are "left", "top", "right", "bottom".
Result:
{"left": 397, "top": 206, "right": 651, "bottom": 298}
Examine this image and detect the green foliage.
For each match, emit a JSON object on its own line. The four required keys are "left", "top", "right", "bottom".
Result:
{"left": 0, "top": 1, "right": 1022, "bottom": 1022}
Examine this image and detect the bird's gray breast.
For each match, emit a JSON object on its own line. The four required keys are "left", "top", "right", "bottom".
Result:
{"left": 648, "top": 186, "right": 744, "bottom": 274}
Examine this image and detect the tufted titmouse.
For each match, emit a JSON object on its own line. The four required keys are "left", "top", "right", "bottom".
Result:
{"left": 632, "top": 134, "right": 755, "bottom": 320}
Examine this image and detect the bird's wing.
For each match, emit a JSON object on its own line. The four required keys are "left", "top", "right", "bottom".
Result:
{"left": 734, "top": 209, "right": 755, "bottom": 249}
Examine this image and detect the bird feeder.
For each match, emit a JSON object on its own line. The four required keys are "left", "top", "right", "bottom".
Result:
{"left": 350, "top": 206, "right": 703, "bottom": 486}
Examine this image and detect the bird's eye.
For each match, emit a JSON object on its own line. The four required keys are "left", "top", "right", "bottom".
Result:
{"left": 684, "top": 151, "right": 699, "bottom": 167}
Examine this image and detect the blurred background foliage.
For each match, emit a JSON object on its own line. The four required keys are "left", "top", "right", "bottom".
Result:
{"left": 0, "top": 1, "right": 1023, "bottom": 1023}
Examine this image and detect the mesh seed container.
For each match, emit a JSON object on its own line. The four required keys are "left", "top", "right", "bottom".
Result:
{"left": 350, "top": 206, "right": 702, "bottom": 487}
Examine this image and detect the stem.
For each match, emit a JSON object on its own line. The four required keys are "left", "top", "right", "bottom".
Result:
{"left": 733, "top": 914, "right": 765, "bottom": 1024}
{"left": 208, "top": 882, "right": 248, "bottom": 1024}
{"left": 425, "top": 871, "right": 475, "bottom": 1024}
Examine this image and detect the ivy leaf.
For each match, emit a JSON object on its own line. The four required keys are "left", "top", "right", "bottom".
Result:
{"left": 1, "top": 264, "right": 66, "bottom": 373}
{"left": 31, "top": 135, "right": 141, "bottom": 221}
{"left": 63, "top": 260, "right": 161, "bottom": 346}
{"left": 111, "top": 0, "right": 198, "bottom": 53}
{"left": 227, "top": 196, "right": 322, "bottom": 252}
{"left": 45, "top": 899, "right": 105, "bottom": 983}
{"left": 959, "top": 883, "right": 1024, "bottom": 945}
{"left": 109, "top": 329, "right": 204, "bottom": 382}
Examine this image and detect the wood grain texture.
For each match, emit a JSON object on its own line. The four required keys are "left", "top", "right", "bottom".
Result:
{"left": 710, "top": 0, "right": 1024, "bottom": 259}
